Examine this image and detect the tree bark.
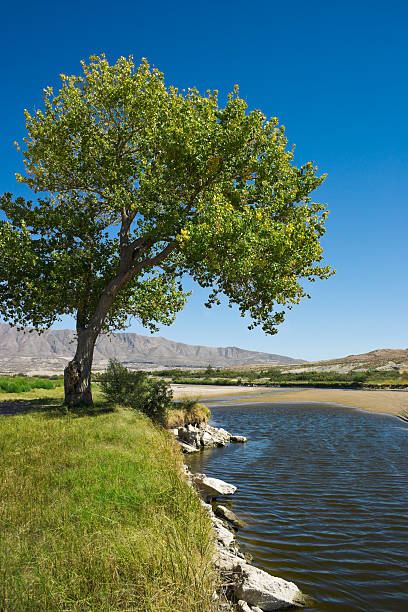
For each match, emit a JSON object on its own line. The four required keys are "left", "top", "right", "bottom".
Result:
{"left": 64, "top": 327, "right": 98, "bottom": 406}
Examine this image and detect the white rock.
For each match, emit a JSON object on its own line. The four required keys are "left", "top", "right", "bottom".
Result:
{"left": 193, "top": 474, "right": 237, "bottom": 499}
{"left": 215, "top": 504, "right": 244, "bottom": 528}
{"left": 201, "top": 430, "right": 214, "bottom": 445}
{"left": 234, "top": 564, "right": 306, "bottom": 610}
{"left": 178, "top": 428, "right": 201, "bottom": 447}
{"left": 178, "top": 441, "right": 200, "bottom": 453}
{"left": 214, "top": 548, "right": 242, "bottom": 571}
{"left": 237, "top": 600, "right": 252, "bottom": 612}
{"left": 218, "top": 427, "right": 231, "bottom": 437}
{"left": 230, "top": 435, "right": 248, "bottom": 443}
{"left": 203, "top": 425, "right": 231, "bottom": 446}
{"left": 199, "top": 499, "right": 213, "bottom": 513}
{"left": 213, "top": 521, "right": 235, "bottom": 548}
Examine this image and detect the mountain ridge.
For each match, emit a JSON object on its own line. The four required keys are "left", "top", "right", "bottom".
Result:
{"left": 0, "top": 323, "right": 305, "bottom": 373}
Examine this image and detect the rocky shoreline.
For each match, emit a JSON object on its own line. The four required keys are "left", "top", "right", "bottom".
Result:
{"left": 170, "top": 423, "right": 307, "bottom": 611}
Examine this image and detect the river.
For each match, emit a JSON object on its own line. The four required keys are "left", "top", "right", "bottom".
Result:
{"left": 186, "top": 401, "right": 408, "bottom": 611}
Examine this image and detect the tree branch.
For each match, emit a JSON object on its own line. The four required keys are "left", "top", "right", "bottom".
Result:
{"left": 133, "top": 241, "right": 178, "bottom": 271}
{"left": 87, "top": 240, "right": 178, "bottom": 333}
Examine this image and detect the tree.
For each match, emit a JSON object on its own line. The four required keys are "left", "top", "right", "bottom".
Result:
{"left": 205, "top": 364, "right": 214, "bottom": 377}
{"left": 0, "top": 55, "right": 333, "bottom": 405}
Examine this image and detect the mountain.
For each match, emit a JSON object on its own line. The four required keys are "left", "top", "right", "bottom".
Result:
{"left": 308, "top": 348, "right": 408, "bottom": 367}
{"left": 275, "top": 348, "right": 408, "bottom": 374}
{"left": 0, "top": 324, "right": 305, "bottom": 374}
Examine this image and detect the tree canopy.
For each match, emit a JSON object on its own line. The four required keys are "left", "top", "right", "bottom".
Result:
{"left": 0, "top": 54, "right": 333, "bottom": 404}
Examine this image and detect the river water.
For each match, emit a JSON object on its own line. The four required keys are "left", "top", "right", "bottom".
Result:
{"left": 186, "top": 402, "right": 408, "bottom": 611}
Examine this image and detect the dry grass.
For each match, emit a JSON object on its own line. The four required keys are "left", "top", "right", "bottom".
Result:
{"left": 167, "top": 399, "right": 211, "bottom": 428}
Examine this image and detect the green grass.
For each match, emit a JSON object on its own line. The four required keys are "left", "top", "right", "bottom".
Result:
{"left": 0, "top": 401, "right": 217, "bottom": 611}
{"left": 0, "top": 382, "right": 103, "bottom": 404}
{"left": 0, "top": 375, "right": 64, "bottom": 394}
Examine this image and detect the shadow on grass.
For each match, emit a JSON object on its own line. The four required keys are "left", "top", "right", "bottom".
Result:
{"left": 0, "top": 397, "right": 115, "bottom": 418}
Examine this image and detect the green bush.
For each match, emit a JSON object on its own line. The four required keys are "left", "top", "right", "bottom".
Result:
{"left": 99, "top": 360, "right": 173, "bottom": 425}
{"left": 0, "top": 376, "right": 61, "bottom": 394}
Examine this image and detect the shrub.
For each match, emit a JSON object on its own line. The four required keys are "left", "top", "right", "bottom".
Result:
{"left": 0, "top": 376, "right": 60, "bottom": 394}
{"left": 99, "top": 360, "right": 173, "bottom": 425}
{"left": 167, "top": 399, "right": 211, "bottom": 428}
{"left": 185, "top": 402, "right": 211, "bottom": 425}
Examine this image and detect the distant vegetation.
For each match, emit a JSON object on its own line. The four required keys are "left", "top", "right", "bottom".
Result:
{"left": 2, "top": 366, "right": 406, "bottom": 396}
{"left": 155, "top": 366, "right": 408, "bottom": 389}
{"left": 0, "top": 375, "right": 63, "bottom": 394}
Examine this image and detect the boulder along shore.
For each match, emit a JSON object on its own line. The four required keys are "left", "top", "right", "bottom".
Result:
{"left": 171, "top": 422, "right": 307, "bottom": 611}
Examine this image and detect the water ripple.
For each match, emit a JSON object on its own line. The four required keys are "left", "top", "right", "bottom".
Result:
{"left": 187, "top": 402, "right": 408, "bottom": 612}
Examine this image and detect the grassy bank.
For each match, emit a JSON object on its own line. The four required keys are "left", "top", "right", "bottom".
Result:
{"left": 0, "top": 403, "right": 216, "bottom": 611}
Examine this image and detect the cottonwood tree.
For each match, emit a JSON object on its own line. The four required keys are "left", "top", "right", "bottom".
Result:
{"left": 0, "top": 55, "right": 333, "bottom": 405}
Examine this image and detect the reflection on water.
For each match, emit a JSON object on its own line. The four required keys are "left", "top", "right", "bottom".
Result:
{"left": 187, "top": 402, "right": 408, "bottom": 612}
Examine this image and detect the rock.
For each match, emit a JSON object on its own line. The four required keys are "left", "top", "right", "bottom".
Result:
{"left": 177, "top": 426, "right": 201, "bottom": 448}
{"left": 190, "top": 433, "right": 202, "bottom": 447}
{"left": 215, "top": 504, "right": 245, "bottom": 528}
{"left": 199, "top": 499, "right": 213, "bottom": 513}
{"left": 230, "top": 435, "right": 248, "bottom": 443}
{"left": 217, "top": 427, "right": 231, "bottom": 437}
{"left": 234, "top": 564, "right": 306, "bottom": 610}
{"left": 237, "top": 600, "right": 252, "bottom": 612}
{"left": 201, "top": 430, "right": 215, "bottom": 446}
{"left": 214, "top": 547, "right": 242, "bottom": 571}
{"left": 178, "top": 441, "right": 200, "bottom": 453}
{"left": 202, "top": 424, "right": 231, "bottom": 447}
{"left": 178, "top": 423, "right": 247, "bottom": 449}
{"left": 213, "top": 520, "right": 235, "bottom": 548}
{"left": 193, "top": 474, "right": 237, "bottom": 500}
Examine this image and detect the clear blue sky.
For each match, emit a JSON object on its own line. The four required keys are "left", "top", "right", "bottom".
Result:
{"left": 1, "top": 0, "right": 407, "bottom": 360}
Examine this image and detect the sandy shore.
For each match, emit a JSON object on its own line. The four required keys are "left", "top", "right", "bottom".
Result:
{"left": 171, "top": 384, "right": 408, "bottom": 418}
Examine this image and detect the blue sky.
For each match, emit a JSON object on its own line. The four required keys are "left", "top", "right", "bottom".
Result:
{"left": 1, "top": 0, "right": 407, "bottom": 360}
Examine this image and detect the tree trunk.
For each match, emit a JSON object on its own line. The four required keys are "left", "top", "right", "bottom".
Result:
{"left": 64, "top": 327, "right": 97, "bottom": 406}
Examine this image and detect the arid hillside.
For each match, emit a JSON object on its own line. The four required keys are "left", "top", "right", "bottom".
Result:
{"left": 240, "top": 348, "right": 408, "bottom": 374}
{"left": 0, "top": 323, "right": 305, "bottom": 374}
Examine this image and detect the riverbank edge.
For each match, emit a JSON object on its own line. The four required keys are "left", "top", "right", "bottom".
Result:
{"left": 172, "top": 421, "right": 307, "bottom": 611}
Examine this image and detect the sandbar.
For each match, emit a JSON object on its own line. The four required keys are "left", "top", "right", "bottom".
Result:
{"left": 171, "top": 384, "right": 408, "bottom": 418}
